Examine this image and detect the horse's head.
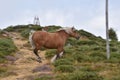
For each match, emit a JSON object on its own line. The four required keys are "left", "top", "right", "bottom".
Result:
{"left": 58, "top": 27, "right": 80, "bottom": 40}
{"left": 68, "top": 27, "right": 80, "bottom": 40}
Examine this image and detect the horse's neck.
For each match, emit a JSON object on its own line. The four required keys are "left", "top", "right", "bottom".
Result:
{"left": 57, "top": 30, "right": 69, "bottom": 40}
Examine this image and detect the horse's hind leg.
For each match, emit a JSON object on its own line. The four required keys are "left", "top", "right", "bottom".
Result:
{"left": 33, "top": 48, "right": 42, "bottom": 63}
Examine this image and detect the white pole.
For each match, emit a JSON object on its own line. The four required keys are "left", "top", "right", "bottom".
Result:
{"left": 105, "top": 0, "right": 110, "bottom": 59}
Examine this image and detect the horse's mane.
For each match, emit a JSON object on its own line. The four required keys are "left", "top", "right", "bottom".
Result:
{"left": 57, "top": 27, "right": 75, "bottom": 34}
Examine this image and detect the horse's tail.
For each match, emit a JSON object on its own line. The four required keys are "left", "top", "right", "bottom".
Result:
{"left": 29, "top": 30, "right": 35, "bottom": 49}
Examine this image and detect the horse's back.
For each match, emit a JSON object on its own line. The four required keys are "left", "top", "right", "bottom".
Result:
{"left": 32, "top": 31, "right": 64, "bottom": 48}
{"left": 32, "top": 31, "right": 47, "bottom": 40}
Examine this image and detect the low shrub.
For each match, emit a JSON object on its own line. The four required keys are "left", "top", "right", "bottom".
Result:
{"left": 55, "top": 65, "right": 75, "bottom": 73}
{"left": 35, "top": 75, "right": 53, "bottom": 80}
{"left": 4, "top": 25, "right": 29, "bottom": 32}
{"left": 0, "top": 67, "right": 8, "bottom": 77}
{"left": 0, "top": 38, "right": 17, "bottom": 63}
{"left": 110, "top": 47, "right": 118, "bottom": 52}
{"left": 58, "top": 71, "right": 103, "bottom": 80}
{"left": 45, "top": 25, "right": 61, "bottom": 32}
{"left": 110, "top": 76, "right": 120, "bottom": 80}
{"left": 64, "top": 46, "right": 76, "bottom": 55}
{"left": 73, "top": 53, "right": 91, "bottom": 62}
{"left": 53, "top": 59, "right": 73, "bottom": 67}
{"left": 75, "top": 45, "right": 91, "bottom": 52}
{"left": 0, "top": 38, "right": 17, "bottom": 56}
{"left": 0, "top": 57, "right": 6, "bottom": 63}
{"left": 92, "top": 46, "right": 106, "bottom": 52}
{"left": 110, "top": 52, "right": 120, "bottom": 59}
{"left": 21, "top": 29, "right": 31, "bottom": 38}
{"left": 78, "top": 66, "right": 95, "bottom": 72}
{"left": 105, "top": 58, "right": 120, "bottom": 63}
{"left": 105, "top": 53, "right": 120, "bottom": 63}
{"left": 66, "top": 38, "right": 78, "bottom": 45}
{"left": 77, "top": 40, "right": 98, "bottom": 45}
{"left": 45, "top": 49, "right": 56, "bottom": 59}
{"left": 3, "top": 26, "right": 14, "bottom": 32}
{"left": 30, "top": 25, "right": 41, "bottom": 30}
{"left": 89, "top": 52, "right": 106, "bottom": 62}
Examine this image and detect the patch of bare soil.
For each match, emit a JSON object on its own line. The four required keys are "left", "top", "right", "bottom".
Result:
{"left": 1, "top": 32, "right": 53, "bottom": 80}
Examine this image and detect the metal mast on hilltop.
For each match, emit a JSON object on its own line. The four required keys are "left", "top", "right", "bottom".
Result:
{"left": 33, "top": 16, "right": 40, "bottom": 26}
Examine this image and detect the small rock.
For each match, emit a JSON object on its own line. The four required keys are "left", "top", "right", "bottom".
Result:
{"left": 5, "top": 55, "right": 18, "bottom": 61}
{"left": 4, "top": 55, "right": 18, "bottom": 64}
{"left": 32, "top": 64, "right": 52, "bottom": 73}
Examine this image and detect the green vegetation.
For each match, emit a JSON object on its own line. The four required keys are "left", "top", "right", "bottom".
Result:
{"left": 4, "top": 24, "right": 42, "bottom": 38}
{"left": 21, "top": 29, "right": 31, "bottom": 38}
{"left": 45, "top": 25, "right": 61, "bottom": 32}
{"left": 53, "top": 59, "right": 73, "bottom": 67}
{"left": 35, "top": 75, "right": 53, "bottom": 80}
{"left": 44, "top": 26, "right": 120, "bottom": 80}
{"left": 45, "top": 49, "right": 56, "bottom": 59}
{"left": 0, "top": 67, "right": 8, "bottom": 77}
{"left": 4, "top": 25, "right": 61, "bottom": 39}
{"left": 0, "top": 66, "right": 17, "bottom": 78}
{"left": 55, "top": 65, "right": 75, "bottom": 73}
{"left": 0, "top": 38, "right": 17, "bottom": 78}
{"left": 1, "top": 25, "right": 120, "bottom": 80}
{"left": 0, "top": 38, "right": 17, "bottom": 63}
{"left": 109, "top": 28, "right": 118, "bottom": 41}
{"left": 56, "top": 71, "right": 103, "bottom": 80}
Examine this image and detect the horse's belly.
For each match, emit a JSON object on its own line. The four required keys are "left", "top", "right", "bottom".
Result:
{"left": 43, "top": 42, "right": 59, "bottom": 49}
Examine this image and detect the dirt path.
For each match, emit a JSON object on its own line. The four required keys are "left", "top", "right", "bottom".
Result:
{"left": 1, "top": 32, "right": 53, "bottom": 80}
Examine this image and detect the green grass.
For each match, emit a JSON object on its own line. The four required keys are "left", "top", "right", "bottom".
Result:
{"left": 53, "top": 59, "right": 73, "bottom": 67}
{"left": 44, "top": 35, "right": 120, "bottom": 80}
{"left": 55, "top": 65, "right": 75, "bottom": 73}
{"left": 56, "top": 71, "right": 103, "bottom": 80}
{"left": 35, "top": 75, "right": 53, "bottom": 80}
{"left": 2, "top": 25, "right": 120, "bottom": 80}
{"left": 21, "top": 29, "right": 31, "bottom": 38}
{"left": 45, "top": 49, "right": 56, "bottom": 59}
{"left": 0, "top": 38, "right": 17, "bottom": 63}
{"left": 0, "top": 67, "right": 8, "bottom": 77}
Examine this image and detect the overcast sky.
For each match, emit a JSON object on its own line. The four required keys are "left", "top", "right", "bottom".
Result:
{"left": 0, "top": 0, "right": 120, "bottom": 40}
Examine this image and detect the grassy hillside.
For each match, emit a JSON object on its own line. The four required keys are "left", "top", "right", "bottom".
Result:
{"left": 45, "top": 36, "right": 120, "bottom": 80}
{"left": 1, "top": 25, "right": 120, "bottom": 80}
{"left": 0, "top": 31, "right": 17, "bottom": 78}
{"left": 0, "top": 31, "right": 17, "bottom": 63}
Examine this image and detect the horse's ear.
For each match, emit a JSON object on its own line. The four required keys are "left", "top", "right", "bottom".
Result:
{"left": 72, "top": 26, "right": 75, "bottom": 31}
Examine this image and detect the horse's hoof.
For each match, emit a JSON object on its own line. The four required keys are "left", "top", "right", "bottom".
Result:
{"left": 39, "top": 61, "right": 42, "bottom": 63}
{"left": 37, "top": 59, "right": 42, "bottom": 63}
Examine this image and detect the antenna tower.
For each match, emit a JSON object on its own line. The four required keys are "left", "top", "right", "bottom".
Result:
{"left": 33, "top": 16, "right": 40, "bottom": 26}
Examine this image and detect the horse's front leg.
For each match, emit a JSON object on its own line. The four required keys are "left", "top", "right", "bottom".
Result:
{"left": 33, "top": 48, "right": 42, "bottom": 63}
{"left": 57, "top": 48, "right": 64, "bottom": 59}
{"left": 51, "top": 48, "right": 64, "bottom": 63}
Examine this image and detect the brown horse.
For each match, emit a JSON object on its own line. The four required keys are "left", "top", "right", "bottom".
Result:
{"left": 29, "top": 27, "right": 80, "bottom": 63}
